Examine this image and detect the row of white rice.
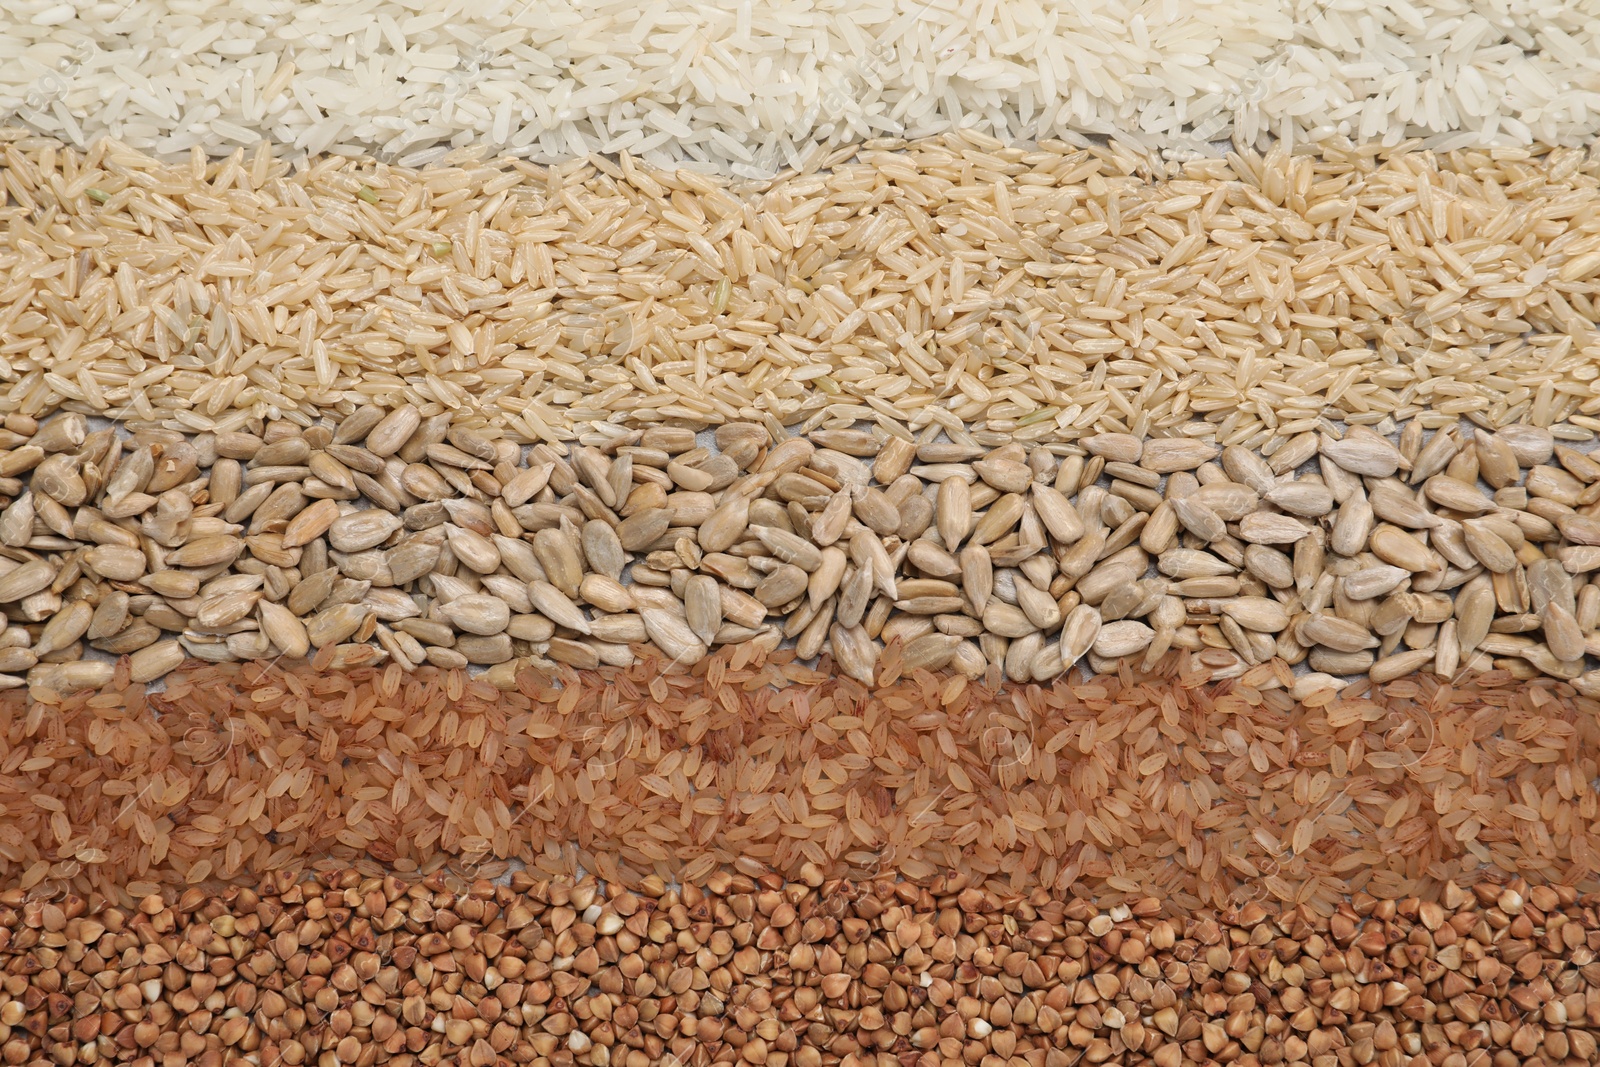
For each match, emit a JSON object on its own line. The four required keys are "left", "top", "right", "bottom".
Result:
{"left": 3, "top": 0, "right": 1599, "bottom": 170}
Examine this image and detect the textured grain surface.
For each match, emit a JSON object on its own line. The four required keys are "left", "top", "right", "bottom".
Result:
{"left": 2, "top": 867, "right": 1597, "bottom": 1067}
{"left": 3, "top": 651, "right": 1597, "bottom": 916}
{"left": 0, "top": 133, "right": 1597, "bottom": 447}
{"left": 4, "top": 0, "right": 1600, "bottom": 164}
{"left": 8, "top": 404, "right": 1600, "bottom": 694}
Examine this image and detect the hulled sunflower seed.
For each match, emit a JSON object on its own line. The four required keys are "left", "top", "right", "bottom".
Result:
{"left": 529, "top": 581, "right": 591, "bottom": 635}
{"left": 1093, "top": 620, "right": 1154, "bottom": 657}
{"left": 1299, "top": 613, "right": 1380, "bottom": 652}
{"left": 439, "top": 593, "right": 511, "bottom": 636}
{"left": 1238, "top": 513, "right": 1310, "bottom": 544}
{"left": 1060, "top": 604, "right": 1102, "bottom": 667}
{"left": 1321, "top": 432, "right": 1402, "bottom": 477}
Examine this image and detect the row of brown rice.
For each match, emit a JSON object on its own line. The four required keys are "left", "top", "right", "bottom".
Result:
{"left": 4, "top": 647, "right": 1597, "bottom": 916}
{"left": 1, "top": 129, "right": 1598, "bottom": 449}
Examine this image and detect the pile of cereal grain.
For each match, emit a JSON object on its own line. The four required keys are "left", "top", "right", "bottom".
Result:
{"left": 2, "top": 867, "right": 1594, "bottom": 1067}
{"left": 4, "top": 0, "right": 1600, "bottom": 164}
{"left": 0, "top": 133, "right": 1596, "bottom": 446}
{"left": 4, "top": 651, "right": 1597, "bottom": 914}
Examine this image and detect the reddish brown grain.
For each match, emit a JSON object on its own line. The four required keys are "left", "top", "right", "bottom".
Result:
{"left": 2, "top": 649, "right": 1597, "bottom": 914}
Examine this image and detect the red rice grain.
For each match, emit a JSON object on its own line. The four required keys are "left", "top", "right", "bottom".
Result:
{"left": 2, "top": 649, "right": 1597, "bottom": 914}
